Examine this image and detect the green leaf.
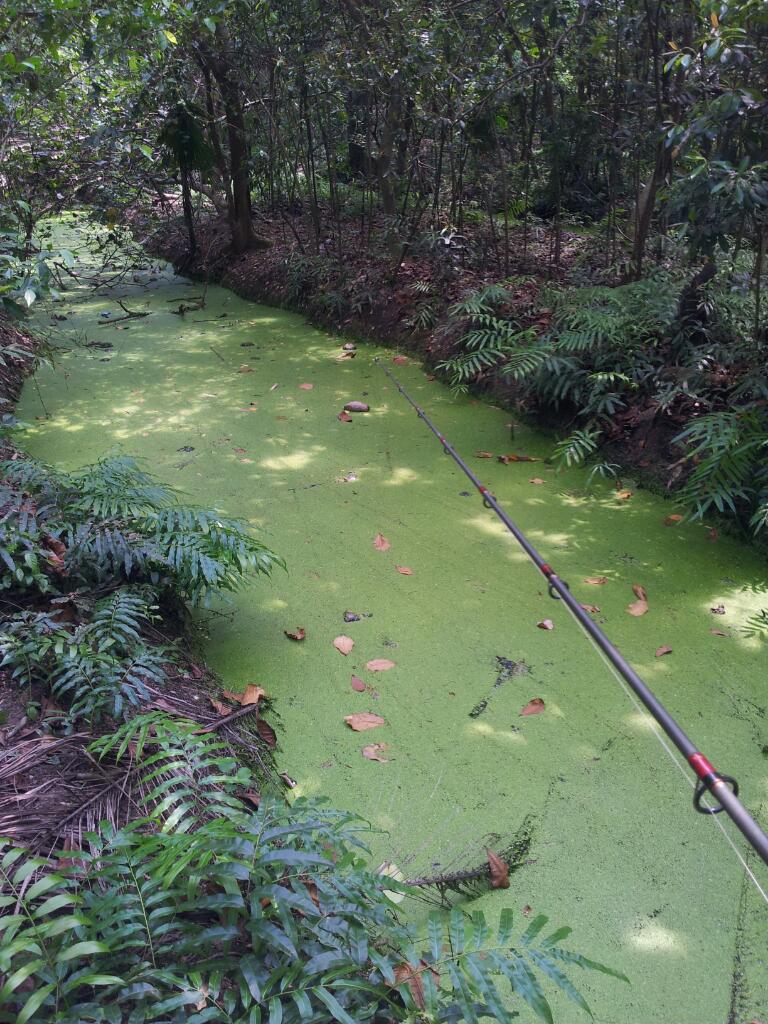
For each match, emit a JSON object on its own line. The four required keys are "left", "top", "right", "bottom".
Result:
{"left": 268, "top": 996, "right": 283, "bottom": 1024}
{"left": 315, "top": 986, "right": 356, "bottom": 1024}
{"left": 56, "top": 940, "right": 109, "bottom": 962}
{"left": 521, "top": 914, "right": 549, "bottom": 946}
{"left": 17, "top": 982, "right": 55, "bottom": 1024}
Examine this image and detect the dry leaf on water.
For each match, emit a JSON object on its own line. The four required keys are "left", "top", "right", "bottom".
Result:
{"left": 521, "top": 697, "right": 546, "bottom": 716}
{"left": 486, "top": 849, "right": 510, "bottom": 889}
{"left": 497, "top": 453, "right": 539, "bottom": 464}
{"left": 270, "top": 383, "right": 279, "bottom": 391}
{"left": 522, "top": 904, "right": 532, "bottom": 917}
{"left": 655, "top": 645, "right": 673, "bottom": 657}
{"left": 284, "top": 627, "right": 306, "bottom": 641}
{"left": 393, "top": 355, "right": 407, "bottom": 365}
{"left": 536, "top": 619, "right": 554, "bottom": 630}
{"left": 373, "top": 533, "right": 391, "bottom": 551}
{"left": 351, "top": 675, "right": 366, "bottom": 692}
{"left": 616, "top": 489, "right": 633, "bottom": 500}
{"left": 366, "top": 658, "right": 395, "bottom": 672}
{"left": 584, "top": 576, "right": 608, "bottom": 585}
{"left": 345, "top": 712, "right": 386, "bottom": 731}
{"left": 580, "top": 603, "right": 600, "bottom": 614}
{"left": 337, "top": 410, "right": 353, "bottom": 422}
{"left": 711, "top": 603, "right": 726, "bottom": 615}
{"left": 395, "top": 565, "right": 413, "bottom": 575}
{"left": 362, "top": 742, "right": 390, "bottom": 762}
{"left": 334, "top": 635, "right": 354, "bottom": 655}
{"left": 221, "top": 684, "right": 266, "bottom": 707}
{"left": 710, "top": 628, "right": 729, "bottom": 637}
{"left": 628, "top": 583, "right": 649, "bottom": 616}
{"left": 299, "top": 383, "right": 314, "bottom": 390}
{"left": 530, "top": 477, "right": 545, "bottom": 485}
{"left": 238, "top": 365, "right": 253, "bottom": 374}
{"left": 344, "top": 401, "right": 370, "bottom": 412}
{"left": 664, "top": 514, "right": 683, "bottom": 526}
{"left": 476, "top": 451, "right": 493, "bottom": 458}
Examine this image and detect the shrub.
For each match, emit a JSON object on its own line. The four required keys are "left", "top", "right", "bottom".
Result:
{"left": 0, "top": 713, "right": 627, "bottom": 1023}
{"left": 0, "top": 455, "right": 283, "bottom": 721}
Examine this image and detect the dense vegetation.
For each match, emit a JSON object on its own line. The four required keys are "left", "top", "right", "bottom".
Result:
{"left": 1, "top": 0, "right": 767, "bottom": 534}
{"left": 0, "top": 2, "right": 767, "bottom": 1019}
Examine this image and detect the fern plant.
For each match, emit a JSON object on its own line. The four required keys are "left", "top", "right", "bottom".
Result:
{"left": 0, "top": 455, "right": 283, "bottom": 721}
{"left": 673, "top": 407, "right": 768, "bottom": 527}
{"left": 437, "top": 284, "right": 539, "bottom": 391}
{"left": 0, "top": 714, "right": 627, "bottom": 1024}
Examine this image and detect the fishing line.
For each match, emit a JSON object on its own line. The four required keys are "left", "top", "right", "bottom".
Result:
{"left": 375, "top": 357, "right": 768, "bottom": 872}
{"left": 558, "top": 593, "right": 768, "bottom": 906}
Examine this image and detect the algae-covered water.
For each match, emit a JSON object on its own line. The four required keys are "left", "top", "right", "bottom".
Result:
{"left": 19, "top": 215, "right": 768, "bottom": 1022}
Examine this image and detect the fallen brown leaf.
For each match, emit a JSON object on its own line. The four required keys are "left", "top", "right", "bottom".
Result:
{"left": 351, "top": 675, "right": 366, "bottom": 692}
{"left": 373, "top": 532, "right": 391, "bottom": 551}
{"left": 299, "top": 383, "right": 314, "bottom": 390}
{"left": 536, "top": 619, "right": 554, "bottom": 630}
{"left": 476, "top": 451, "right": 493, "bottom": 459}
{"left": 616, "top": 489, "right": 633, "bottom": 500}
{"left": 270, "top": 383, "right": 279, "bottom": 391}
{"left": 521, "top": 697, "right": 546, "bottom": 716}
{"left": 392, "top": 963, "right": 434, "bottom": 1010}
{"left": 655, "top": 645, "right": 673, "bottom": 657}
{"left": 210, "top": 696, "right": 232, "bottom": 716}
{"left": 334, "top": 635, "right": 355, "bottom": 655}
{"left": 486, "top": 849, "right": 510, "bottom": 889}
{"left": 345, "top": 712, "right": 386, "bottom": 731}
{"left": 233, "top": 446, "right": 247, "bottom": 454}
{"left": 664, "top": 514, "right": 683, "bottom": 526}
{"left": 344, "top": 401, "right": 370, "bottom": 412}
{"left": 238, "top": 365, "right": 253, "bottom": 373}
{"left": 710, "top": 603, "right": 726, "bottom": 615}
{"left": 221, "top": 684, "right": 266, "bottom": 707}
{"left": 256, "top": 718, "right": 278, "bottom": 748}
{"left": 580, "top": 604, "right": 600, "bottom": 614}
{"left": 366, "top": 658, "right": 396, "bottom": 672}
{"left": 709, "top": 628, "right": 729, "bottom": 637}
{"left": 393, "top": 355, "right": 407, "bottom": 365}
{"left": 708, "top": 528, "right": 719, "bottom": 541}
{"left": 497, "top": 453, "right": 539, "bottom": 463}
{"left": 530, "top": 477, "right": 545, "bottom": 485}
{"left": 337, "top": 410, "right": 353, "bottom": 422}
{"left": 584, "top": 576, "right": 608, "bottom": 585}
{"left": 632, "top": 584, "right": 648, "bottom": 601}
{"left": 284, "top": 627, "right": 306, "bottom": 641}
{"left": 627, "top": 600, "right": 649, "bottom": 616}
{"left": 395, "top": 565, "right": 413, "bottom": 575}
{"left": 362, "top": 742, "right": 390, "bottom": 762}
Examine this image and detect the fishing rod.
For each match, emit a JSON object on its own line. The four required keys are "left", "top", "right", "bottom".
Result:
{"left": 374, "top": 357, "right": 768, "bottom": 867}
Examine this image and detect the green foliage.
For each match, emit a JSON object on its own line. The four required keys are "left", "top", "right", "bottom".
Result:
{"left": 0, "top": 456, "right": 283, "bottom": 721}
{"left": 552, "top": 428, "right": 602, "bottom": 470}
{"left": 437, "top": 285, "right": 539, "bottom": 391}
{"left": 674, "top": 408, "right": 768, "bottom": 529}
{"left": 0, "top": 714, "right": 627, "bottom": 1023}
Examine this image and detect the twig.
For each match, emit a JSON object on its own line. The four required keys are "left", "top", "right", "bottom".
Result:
{"left": 195, "top": 703, "right": 259, "bottom": 733}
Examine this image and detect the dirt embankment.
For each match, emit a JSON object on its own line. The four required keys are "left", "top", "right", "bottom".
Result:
{"left": 0, "top": 315, "right": 39, "bottom": 426}
{"left": 139, "top": 212, "right": 685, "bottom": 492}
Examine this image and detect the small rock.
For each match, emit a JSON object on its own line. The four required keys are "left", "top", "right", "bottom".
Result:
{"left": 344, "top": 401, "right": 370, "bottom": 413}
